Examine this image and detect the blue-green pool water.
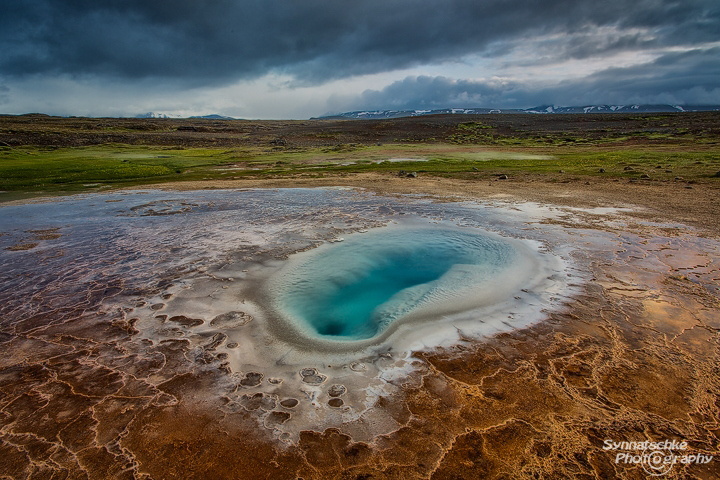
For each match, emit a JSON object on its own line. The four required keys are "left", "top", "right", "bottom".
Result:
{"left": 271, "top": 226, "right": 520, "bottom": 340}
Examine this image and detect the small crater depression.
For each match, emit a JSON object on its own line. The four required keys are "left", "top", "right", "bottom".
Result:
{"left": 239, "top": 372, "right": 264, "bottom": 387}
{"left": 280, "top": 398, "right": 299, "bottom": 408}
{"left": 203, "top": 333, "right": 227, "bottom": 351}
{"left": 327, "top": 384, "right": 347, "bottom": 397}
{"left": 210, "top": 311, "right": 253, "bottom": 328}
{"left": 266, "top": 411, "right": 292, "bottom": 427}
{"left": 168, "top": 315, "right": 204, "bottom": 327}
{"left": 300, "top": 368, "right": 327, "bottom": 385}
{"left": 238, "top": 392, "right": 276, "bottom": 411}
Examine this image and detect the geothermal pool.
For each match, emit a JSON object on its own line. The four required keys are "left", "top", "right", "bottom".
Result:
{"left": 273, "top": 226, "right": 522, "bottom": 339}
{"left": 268, "top": 224, "right": 547, "bottom": 346}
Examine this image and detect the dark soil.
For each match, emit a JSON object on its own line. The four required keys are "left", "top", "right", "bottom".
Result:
{"left": 2, "top": 112, "right": 719, "bottom": 148}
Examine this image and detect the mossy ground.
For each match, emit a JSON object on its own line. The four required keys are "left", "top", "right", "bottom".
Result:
{"left": 1, "top": 113, "right": 718, "bottom": 200}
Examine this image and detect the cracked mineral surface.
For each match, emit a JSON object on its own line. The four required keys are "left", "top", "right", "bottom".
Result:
{"left": 0, "top": 188, "right": 718, "bottom": 479}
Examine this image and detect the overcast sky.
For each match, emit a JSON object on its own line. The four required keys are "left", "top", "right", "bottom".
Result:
{"left": 1, "top": 0, "right": 718, "bottom": 118}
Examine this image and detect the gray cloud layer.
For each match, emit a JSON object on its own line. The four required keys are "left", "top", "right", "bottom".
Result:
{"left": 2, "top": 0, "right": 718, "bottom": 84}
{"left": 349, "top": 47, "right": 720, "bottom": 110}
{"left": 1, "top": 1, "right": 719, "bottom": 116}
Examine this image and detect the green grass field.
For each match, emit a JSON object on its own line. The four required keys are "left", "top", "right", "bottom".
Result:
{"left": 1, "top": 141, "right": 719, "bottom": 200}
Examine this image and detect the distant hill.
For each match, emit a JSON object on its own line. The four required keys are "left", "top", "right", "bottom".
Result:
{"left": 317, "top": 104, "right": 720, "bottom": 119}
{"left": 189, "top": 114, "right": 236, "bottom": 120}
{"left": 135, "top": 112, "right": 183, "bottom": 119}
{"left": 135, "top": 112, "right": 235, "bottom": 119}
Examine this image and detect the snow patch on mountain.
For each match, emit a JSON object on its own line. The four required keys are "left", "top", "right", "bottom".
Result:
{"left": 318, "top": 104, "right": 719, "bottom": 119}
{"left": 135, "top": 112, "right": 184, "bottom": 119}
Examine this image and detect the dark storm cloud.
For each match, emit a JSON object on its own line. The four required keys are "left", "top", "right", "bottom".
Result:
{"left": 0, "top": 84, "right": 9, "bottom": 105}
{"left": 347, "top": 47, "right": 720, "bottom": 110}
{"left": 563, "top": 47, "right": 720, "bottom": 104}
{"left": 1, "top": 0, "right": 718, "bottom": 84}
{"left": 354, "top": 76, "right": 520, "bottom": 110}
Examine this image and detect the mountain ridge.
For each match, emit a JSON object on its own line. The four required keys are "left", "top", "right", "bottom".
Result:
{"left": 316, "top": 104, "right": 720, "bottom": 119}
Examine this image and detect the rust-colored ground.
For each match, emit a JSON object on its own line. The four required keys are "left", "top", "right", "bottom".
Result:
{"left": 1, "top": 177, "right": 718, "bottom": 479}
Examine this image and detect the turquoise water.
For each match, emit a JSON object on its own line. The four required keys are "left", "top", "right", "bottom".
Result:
{"left": 272, "top": 226, "right": 518, "bottom": 340}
